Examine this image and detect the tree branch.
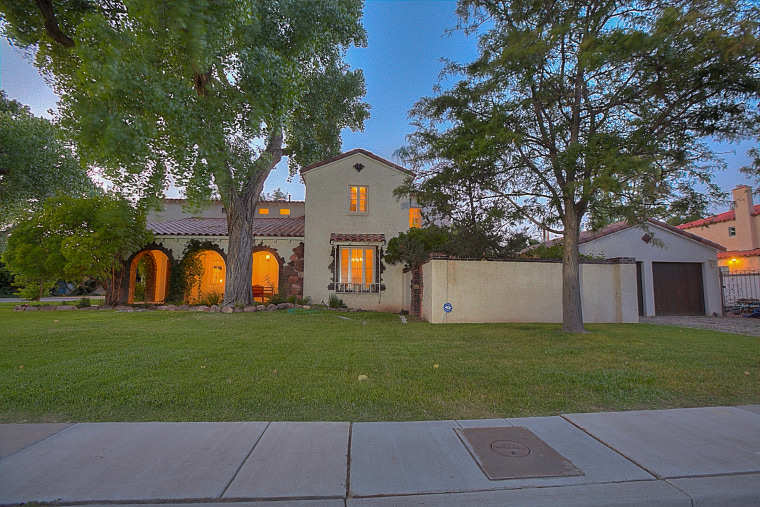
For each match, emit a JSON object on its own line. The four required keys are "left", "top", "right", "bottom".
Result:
{"left": 34, "top": 0, "right": 75, "bottom": 48}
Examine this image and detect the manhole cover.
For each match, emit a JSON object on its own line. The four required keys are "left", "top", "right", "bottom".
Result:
{"left": 491, "top": 440, "right": 530, "bottom": 457}
{"left": 455, "top": 426, "right": 583, "bottom": 480}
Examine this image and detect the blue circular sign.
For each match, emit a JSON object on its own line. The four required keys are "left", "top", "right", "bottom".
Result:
{"left": 443, "top": 303, "right": 453, "bottom": 313}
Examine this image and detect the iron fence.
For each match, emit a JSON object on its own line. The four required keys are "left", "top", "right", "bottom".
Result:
{"left": 720, "top": 269, "right": 760, "bottom": 317}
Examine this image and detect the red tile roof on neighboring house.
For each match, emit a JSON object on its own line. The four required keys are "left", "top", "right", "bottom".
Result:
{"left": 717, "top": 248, "right": 760, "bottom": 259}
{"left": 300, "top": 148, "right": 413, "bottom": 175}
{"left": 678, "top": 205, "right": 760, "bottom": 229}
{"left": 527, "top": 218, "right": 725, "bottom": 252}
{"left": 149, "top": 217, "right": 305, "bottom": 237}
{"left": 330, "top": 233, "right": 386, "bottom": 243}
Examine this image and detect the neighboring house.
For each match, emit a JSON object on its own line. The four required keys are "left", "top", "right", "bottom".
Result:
{"left": 125, "top": 149, "right": 421, "bottom": 312}
{"left": 577, "top": 219, "right": 725, "bottom": 316}
{"left": 677, "top": 185, "right": 760, "bottom": 271}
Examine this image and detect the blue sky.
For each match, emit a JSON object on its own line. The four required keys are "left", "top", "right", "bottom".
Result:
{"left": 1, "top": 0, "right": 755, "bottom": 206}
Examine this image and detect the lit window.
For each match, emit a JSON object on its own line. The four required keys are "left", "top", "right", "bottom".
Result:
{"left": 279, "top": 208, "right": 290, "bottom": 215}
{"left": 258, "top": 208, "right": 269, "bottom": 215}
{"left": 409, "top": 208, "right": 422, "bottom": 228}
{"left": 337, "top": 247, "right": 377, "bottom": 293}
{"left": 350, "top": 186, "right": 368, "bottom": 213}
{"left": 728, "top": 226, "right": 736, "bottom": 237}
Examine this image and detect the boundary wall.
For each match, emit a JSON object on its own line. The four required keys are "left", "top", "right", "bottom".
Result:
{"left": 420, "top": 257, "right": 637, "bottom": 324}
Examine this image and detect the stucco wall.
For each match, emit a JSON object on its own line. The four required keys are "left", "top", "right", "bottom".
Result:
{"left": 420, "top": 259, "right": 637, "bottom": 324}
{"left": 579, "top": 224, "right": 722, "bottom": 316}
{"left": 302, "top": 152, "right": 414, "bottom": 312}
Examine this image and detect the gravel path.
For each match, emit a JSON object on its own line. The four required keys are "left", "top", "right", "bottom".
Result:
{"left": 640, "top": 316, "right": 760, "bottom": 337}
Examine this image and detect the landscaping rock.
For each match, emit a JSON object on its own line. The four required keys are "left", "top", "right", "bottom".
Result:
{"left": 221, "top": 306, "right": 234, "bottom": 314}
{"left": 233, "top": 307, "right": 243, "bottom": 313}
{"left": 195, "top": 305, "right": 210, "bottom": 312}
{"left": 266, "top": 304, "right": 278, "bottom": 311}
{"left": 210, "top": 305, "right": 221, "bottom": 312}
{"left": 244, "top": 306, "right": 257, "bottom": 312}
{"left": 256, "top": 305, "right": 266, "bottom": 311}
{"left": 166, "top": 304, "right": 178, "bottom": 311}
{"left": 177, "top": 304, "right": 190, "bottom": 311}
{"left": 14, "top": 305, "right": 26, "bottom": 311}
{"left": 113, "top": 305, "right": 132, "bottom": 311}
{"left": 157, "top": 306, "right": 169, "bottom": 311}
{"left": 277, "top": 303, "right": 289, "bottom": 310}
{"left": 39, "top": 306, "right": 56, "bottom": 311}
{"left": 99, "top": 306, "right": 113, "bottom": 310}
{"left": 26, "top": 306, "right": 39, "bottom": 311}
{"left": 79, "top": 306, "right": 98, "bottom": 310}
{"left": 302, "top": 305, "right": 311, "bottom": 310}
{"left": 57, "top": 305, "right": 77, "bottom": 311}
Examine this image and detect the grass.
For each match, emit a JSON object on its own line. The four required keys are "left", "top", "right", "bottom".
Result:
{"left": 1, "top": 304, "right": 758, "bottom": 423}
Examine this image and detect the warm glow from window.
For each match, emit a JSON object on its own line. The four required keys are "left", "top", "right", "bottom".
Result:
{"left": 340, "top": 247, "right": 374, "bottom": 287}
{"left": 409, "top": 208, "right": 422, "bottom": 228}
{"left": 258, "top": 208, "right": 269, "bottom": 215}
{"left": 350, "top": 186, "right": 368, "bottom": 213}
{"left": 279, "top": 208, "right": 290, "bottom": 215}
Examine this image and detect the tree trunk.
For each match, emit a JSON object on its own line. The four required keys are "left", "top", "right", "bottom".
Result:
{"left": 223, "top": 190, "right": 257, "bottom": 306}
{"left": 222, "top": 133, "right": 283, "bottom": 307}
{"left": 562, "top": 204, "right": 586, "bottom": 333}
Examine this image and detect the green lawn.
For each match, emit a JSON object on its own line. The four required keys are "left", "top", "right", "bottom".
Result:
{"left": 1, "top": 304, "right": 758, "bottom": 423}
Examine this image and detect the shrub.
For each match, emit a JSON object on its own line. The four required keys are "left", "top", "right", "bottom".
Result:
{"left": 328, "top": 294, "right": 347, "bottom": 308}
{"left": 76, "top": 297, "right": 91, "bottom": 308}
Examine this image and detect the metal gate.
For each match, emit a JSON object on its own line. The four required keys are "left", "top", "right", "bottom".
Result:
{"left": 720, "top": 269, "right": 760, "bottom": 317}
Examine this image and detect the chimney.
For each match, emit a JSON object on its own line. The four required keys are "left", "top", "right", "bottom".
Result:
{"left": 732, "top": 185, "right": 756, "bottom": 251}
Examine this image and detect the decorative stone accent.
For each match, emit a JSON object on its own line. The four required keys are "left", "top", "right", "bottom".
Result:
{"left": 266, "top": 304, "right": 277, "bottom": 311}
{"left": 282, "top": 242, "right": 305, "bottom": 299}
{"left": 210, "top": 305, "right": 221, "bottom": 312}
{"left": 410, "top": 265, "right": 423, "bottom": 317}
{"left": 244, "top": 305, "right": 257, "bottom": 312}
{"left": 233, "top": 307, "right": 243, "bottom": 313}
{"left": 221, "top": 306, "right": 234, "bottom": 314}
{"left": 256, "top": 305, "right": 266, "bottom": 311}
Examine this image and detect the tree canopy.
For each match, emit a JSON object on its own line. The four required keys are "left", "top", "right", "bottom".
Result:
{"left": 2, "top": 193, "right": 152, "bottom": 302}
{"left": 399, "top": 0, "right": 760, "bottom": 331}
{"left": 0, "top": 0, "right": 369, "bottom": 305}
{"left": 0, "top": 91, "right": 96, "bottom": 231}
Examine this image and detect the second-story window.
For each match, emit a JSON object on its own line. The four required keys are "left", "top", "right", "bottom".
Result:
{"left": 350, "top": 186, "right": 368, "bottom": 213}
{"left": 409, "top": 208, "right": 422, "bottom": 228}
{"left": 258, "top": 208, "right": 269, "bottom": 215}
{"left": 729, "top": 226, "right": 736, "bottom": 237}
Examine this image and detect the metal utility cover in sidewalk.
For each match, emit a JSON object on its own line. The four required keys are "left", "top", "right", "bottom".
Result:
{"left": 456, "top": 426, "right": 584, "bottom": 480}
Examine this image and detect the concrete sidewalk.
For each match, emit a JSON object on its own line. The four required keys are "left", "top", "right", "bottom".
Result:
{"left": 1, "top": 406, "right": 758, "bottom": 506}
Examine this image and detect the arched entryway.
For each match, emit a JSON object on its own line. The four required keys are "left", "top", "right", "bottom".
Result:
{"left": 252, "top": 249, "right": 280, "bottom": 302}
{"left": 190, "top": 250, "right": 226, "bottom": 303}
{"left": 129, "top": 249, "right": 171, "bottom": 304}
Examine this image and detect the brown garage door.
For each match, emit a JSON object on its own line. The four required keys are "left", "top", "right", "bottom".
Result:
{"left": 652, "top": 262, "right": 705, "bottom": 316}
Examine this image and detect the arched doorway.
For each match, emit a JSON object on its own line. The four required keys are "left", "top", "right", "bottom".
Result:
{"left": 252, "top": 250, "right": 279, "bottom": 302}
{"left": 190, "top": 250, "right": 226, "bottom": 303}
{"left": 129, "top": 249, "right": 171, "bottom": 304}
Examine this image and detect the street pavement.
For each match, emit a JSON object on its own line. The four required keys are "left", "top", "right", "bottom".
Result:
{"left": 1, "top": 405, "right": 758, "bottom": 506}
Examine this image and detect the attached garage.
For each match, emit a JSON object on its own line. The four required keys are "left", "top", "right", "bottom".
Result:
{"left": 652, "top": 262, "right": 705, "bottom": 316}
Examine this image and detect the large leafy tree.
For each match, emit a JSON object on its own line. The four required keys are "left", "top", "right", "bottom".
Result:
{"left": 2, "top": 194, "right": 152, "bottom": 303}
{"left": 0, "top": 0, "right": 369, "bottom": 305}
{"left": 0, "top": 91, "right": 96, "bottom": 231}
{"left": 399, "top": 0, "right": 760, "bottom": 332}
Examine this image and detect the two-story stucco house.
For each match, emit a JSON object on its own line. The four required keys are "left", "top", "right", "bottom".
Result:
{"left": 125, "top": 149, "right": 421, "bottom": 312}
{"left": 678, "top": 185, "right": 760, "bottom": 271}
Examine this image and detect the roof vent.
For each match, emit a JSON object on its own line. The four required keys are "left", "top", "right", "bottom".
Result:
{"left": 641, "top": 234, "right": 652, "bottom": 244}
{"left": 353, "top": 163, "right": 364, "bottom": 172}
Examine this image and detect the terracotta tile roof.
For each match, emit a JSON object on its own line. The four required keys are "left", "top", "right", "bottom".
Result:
{"left": 149, "top": 217, "right": 304, "bottom": 237}
{"left": 678, "top": 204, "right": 760, "bottom": 229}
{"left": 300, "top": 148, "right": 413, "bottom": 175}
{"left": 330, "top": 233, "right": 386, "bottom": 243}
{"left": 717, "top": 248, "right": 760, "bottom": 259}
{"left": 527, "top": 218, "right": 725, "bottom": 252}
